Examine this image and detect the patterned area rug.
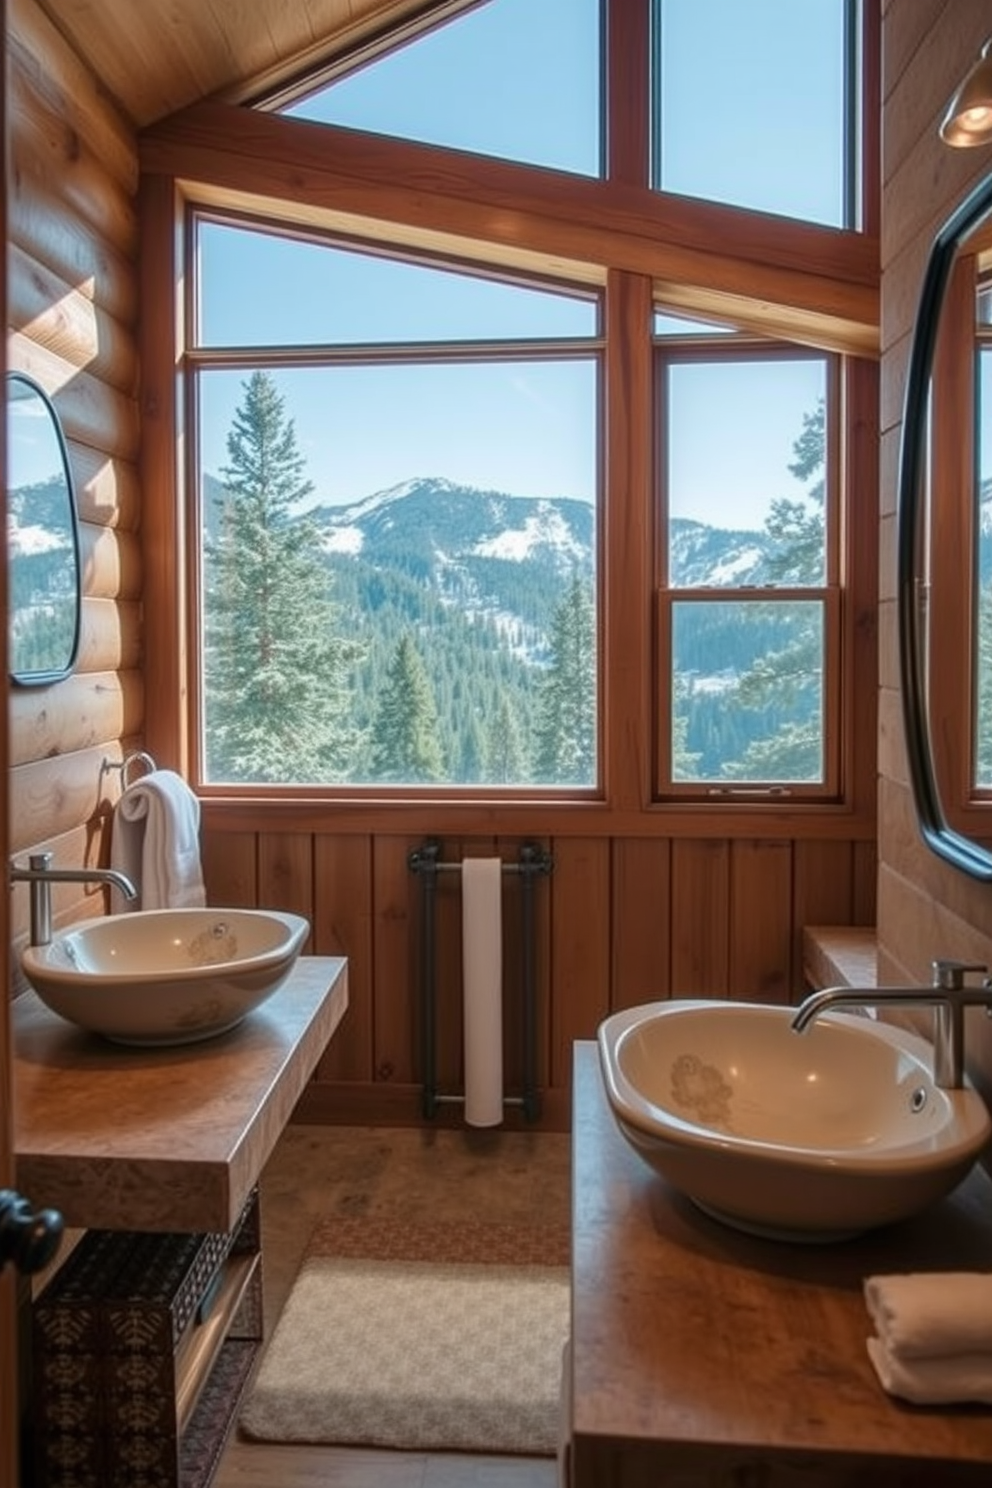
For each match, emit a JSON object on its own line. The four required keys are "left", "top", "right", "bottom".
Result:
{"left": 239, "top": 1216, "right": 571, "bottom": 1455}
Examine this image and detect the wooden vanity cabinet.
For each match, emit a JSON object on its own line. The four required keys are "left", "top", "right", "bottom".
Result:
{"left": 13, "top": 958, "right": 349, "bottom": 1488}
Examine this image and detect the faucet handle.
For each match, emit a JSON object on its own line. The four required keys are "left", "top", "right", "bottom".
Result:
{"left": 932, "top": 958, "right": 988, "bottom": 991}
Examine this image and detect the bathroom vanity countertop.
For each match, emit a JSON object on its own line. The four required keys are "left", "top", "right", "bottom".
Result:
{"left": 12, "top": 956, "right": 348, "bottom": 1234}
{"left": 570, "top": 1039, "right": 992, "bottom": 1488}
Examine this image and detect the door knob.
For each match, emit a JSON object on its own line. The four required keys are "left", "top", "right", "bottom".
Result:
{"left": 0, "top": 1189, "right": 63, "bottom": 1275}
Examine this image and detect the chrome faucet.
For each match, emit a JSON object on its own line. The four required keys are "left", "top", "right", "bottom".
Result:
{"left": 791, "top": 959, "right": 992, "bottom": 1089}
{"left": 9, "top": 851, "right": 137, "bottom": 946}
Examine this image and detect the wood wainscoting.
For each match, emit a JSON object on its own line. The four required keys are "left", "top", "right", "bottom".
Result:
{"left": 201, "top": 824, "right": 876, "bottom": 1130}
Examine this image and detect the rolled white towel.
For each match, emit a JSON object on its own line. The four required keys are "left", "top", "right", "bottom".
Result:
{"left": 867, "top": 1337, "right": 992, "bottom": 1405}
{"left": 864, "top": 1273, "right": 992, "bottom": 1360}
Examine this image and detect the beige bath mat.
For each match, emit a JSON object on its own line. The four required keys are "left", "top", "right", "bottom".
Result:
{"left": 239, "top": 1216, "right": 571, "bottom": 1455}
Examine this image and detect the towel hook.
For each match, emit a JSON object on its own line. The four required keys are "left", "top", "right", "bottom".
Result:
{"left": 101, "top": 750, "right": 157, "bottom": 791}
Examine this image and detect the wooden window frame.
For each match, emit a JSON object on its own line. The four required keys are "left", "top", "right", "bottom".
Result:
{"left": 653, "top": 344, "right": 844, "bottom": 801}
{"left": 137, "top": 0, "right": 880, "bottom": 840}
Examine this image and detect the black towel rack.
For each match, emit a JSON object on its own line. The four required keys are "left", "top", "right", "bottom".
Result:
{"left": 408, "top": 838, "right": 553, "bottom": 1122}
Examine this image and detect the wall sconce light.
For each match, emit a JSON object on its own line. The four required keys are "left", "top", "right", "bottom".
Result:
{"left": 940, "top": 38, "right": 992, "bottom": 146}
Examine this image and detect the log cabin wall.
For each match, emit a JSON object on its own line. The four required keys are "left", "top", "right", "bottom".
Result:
{"left": 7, "top": 0, "right": 143, "bottom": 965}
{"left": 878, "top": 0, "right": 992, "bottom": 1110}
{"left": 6, "top": 0, "right": 878, "bottom": 1130}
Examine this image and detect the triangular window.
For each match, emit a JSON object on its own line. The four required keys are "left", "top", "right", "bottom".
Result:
{"left": 281, "top": 0, "right": 601, "bottom": 179}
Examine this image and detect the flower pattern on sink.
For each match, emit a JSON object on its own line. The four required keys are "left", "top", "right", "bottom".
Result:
{"left": 670, "top": 1053, "right": 734, "bottom": 1129}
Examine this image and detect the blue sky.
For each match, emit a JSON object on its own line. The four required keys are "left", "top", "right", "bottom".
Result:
{"left": 197, "top": 0, "right": 847, "bottom": 528}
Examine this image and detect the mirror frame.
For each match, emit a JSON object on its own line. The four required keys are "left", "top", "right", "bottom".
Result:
{"left": 6, "top": 371, "right": 82, "bottom": 687}
{"left": 897, "top": 169, "right": 992, "bottom": 881}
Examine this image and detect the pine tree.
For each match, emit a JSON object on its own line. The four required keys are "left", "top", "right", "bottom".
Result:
{"left": 203, "top": 370, "right": 361, "bottom": 783}
{"left": 484, "top": 693, "right": 529, "bottom": 783}
{"left": 722, "top": 399, "right": 826, "bottom": 782}
{"left": 368, "top": 633, "right": 445, "bottom": 782}
{"left": 533, "top": 574, "right": 596, "bottom": 784}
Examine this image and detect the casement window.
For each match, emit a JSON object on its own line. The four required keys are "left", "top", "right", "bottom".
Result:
{"left": 654, "top": 327, "right": 840, "bottom": 799}
{"left": 188, "top": 216, "right": 602, "bottom": 790}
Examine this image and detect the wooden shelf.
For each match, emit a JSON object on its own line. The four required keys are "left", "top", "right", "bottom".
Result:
{"left": 175, "top": 1250, "right": 260, "bottom": 1433}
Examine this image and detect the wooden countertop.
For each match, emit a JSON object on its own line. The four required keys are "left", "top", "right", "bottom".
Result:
{"left": 13, "top": 956, "right": 348, "bottom": 1234}
{"left": 570, "top": 1040, "right": 992, "bottom": 1487}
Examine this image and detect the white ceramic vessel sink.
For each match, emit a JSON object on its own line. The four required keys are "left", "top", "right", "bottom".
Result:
{"left": 598, "top": 999, "right": 991, "bottom": 1242}
{"left": 21, "top": 907, "right": 310, "bottom": 1046}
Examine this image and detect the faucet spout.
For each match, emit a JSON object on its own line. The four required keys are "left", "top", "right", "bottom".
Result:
{"left": 10, "top": 852, "right": 138, "bottom": 946}
{"left": 791, "top": 962, "right": 992, "bottom": 1089}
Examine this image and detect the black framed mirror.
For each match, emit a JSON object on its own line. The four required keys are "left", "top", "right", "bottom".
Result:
{"left": 6, "top": 373, "right": 82, "bottom": 686}
{"left": 897, "top": 169, "right": 992, "bottom": 880}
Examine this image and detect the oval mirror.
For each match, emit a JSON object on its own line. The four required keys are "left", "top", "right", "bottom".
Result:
{"left": 898, "top": 169, "right": 992, "bottom": 880}
{"left": 6, "top": 373, "right": 81, "bottom": 686}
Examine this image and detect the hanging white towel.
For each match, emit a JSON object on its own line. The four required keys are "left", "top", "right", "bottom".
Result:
{"left": 110, "top": 769, "right": 206, "bottom": 911}
{"left": 461, "top": 857, "right": 504, "bottom": 1127}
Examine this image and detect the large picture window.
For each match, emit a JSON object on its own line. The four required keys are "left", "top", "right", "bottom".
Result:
{"left": 189, "top": 218, "right": 601, "bottom": 791}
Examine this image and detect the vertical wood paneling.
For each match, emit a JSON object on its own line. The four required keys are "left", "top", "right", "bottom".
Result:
{"left": 258, "top": 833, "right": 314, "bottom": 944}
{"left": 793, "top": 838, "right": 856, "bottom": 994}
{"left": 610, "top": 836, "right": 671, "bottom": 1009}
{"left": 670, "top": 839, "right": 729, "bottom": 995}
{"left": 372, "top": 835, "right": 420, "bottom": 1086}
{"left": 201, "top": 830, "right": 257, "bottom": 906}
{"left": 549, "top": 838, "right": 611, "bottom": 1087}
{"left": 730, "top": 840, "right": 793, "bottom": 1002}
{"left": 313, "top": 834, "right": 373, "bottom": 1082}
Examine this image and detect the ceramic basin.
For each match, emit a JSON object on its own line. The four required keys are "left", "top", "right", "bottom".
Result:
{"left": 21, "top": 907, "right": 310, "bottom": 1046}
{"left": 597, "top": 999, "right": 992, "bottom": 1242}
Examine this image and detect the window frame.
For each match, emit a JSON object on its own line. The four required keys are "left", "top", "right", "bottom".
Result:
{"left": 649, "top": 0, "right": 863, "bottom": 232}
{"left": 653, "top": 340, "right": 844, "bottom": 801}
{"left": 183, "top": 207, "right": 607, "bottom": 799}
{"left": 137, "top": 0, "right": 879, "bottom": 836}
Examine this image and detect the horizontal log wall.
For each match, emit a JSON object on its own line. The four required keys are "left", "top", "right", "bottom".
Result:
{"left": 7, "top": 0, "right": 142, "bottom": 954}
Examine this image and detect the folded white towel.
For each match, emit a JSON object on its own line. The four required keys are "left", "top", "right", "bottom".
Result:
{"left": 110, "top": 769, "right": 206, "bottom": 912}
{"left": 864, "top": 1273, "right": 992, "bottom": 1360}
{"left": 867, "top": 1337, "right": 992, "bottom": 1405}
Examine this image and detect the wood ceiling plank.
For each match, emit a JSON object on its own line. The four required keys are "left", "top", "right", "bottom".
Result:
{"left": 35, "top": 0, "right": 454, "bottom": 126}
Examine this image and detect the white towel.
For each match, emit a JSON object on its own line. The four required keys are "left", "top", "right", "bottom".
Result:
{"left": 110, "top": 768, "right": 206, "bottom": 911}
{"left": 866, "top": 1337, "right": 992, "bottom": 1405}
{"left": 461, "top": 857, "right": 503, "bottom": 1128}
{"left": 864, "top": 1273, "right": 992, "bottom": 1359}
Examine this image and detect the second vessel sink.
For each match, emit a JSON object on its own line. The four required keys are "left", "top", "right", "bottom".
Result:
{"left": 21, "top": 907, "right": 310, "bottom": 1046}
{"left": 598, "top": 999, "right": 991, "bottom": 1242}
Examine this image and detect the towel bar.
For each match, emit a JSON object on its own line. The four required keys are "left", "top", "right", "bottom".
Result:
{"left": 408, "top": 839, "right": 552, "bottom": 1122}
{"left": 101, "top": 750, "right": 158, "bottom": 790}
